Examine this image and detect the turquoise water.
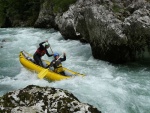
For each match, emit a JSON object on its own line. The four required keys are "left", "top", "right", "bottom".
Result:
{"left": 0, "top": 28, "right": 150, "bottom": 113}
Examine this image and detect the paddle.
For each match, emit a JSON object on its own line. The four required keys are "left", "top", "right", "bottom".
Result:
{"left": 38, "top": 69, "right": 49, "bottom": 79}
{"left": 49, "top": 43, "right": 53, "bottom": 54}
{"left": 38, "top": 54, "right": 63, "bottom": 79}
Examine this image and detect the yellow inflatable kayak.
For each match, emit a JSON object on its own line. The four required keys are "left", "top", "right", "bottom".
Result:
{"left": 19, "top": 51, "right": 85, "bottom": 81}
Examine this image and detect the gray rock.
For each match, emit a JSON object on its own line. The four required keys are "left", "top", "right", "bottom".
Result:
{"left": 54, "top": 0, "right": 150, "bottom": 63}
{"left": 34, "top": 0, "right": 57, "bottom": 29}
{"left": 0, "top": 85, "right": 101, "bottom": 113}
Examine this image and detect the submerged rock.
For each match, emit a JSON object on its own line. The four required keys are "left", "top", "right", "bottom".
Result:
{"left": 0, "top": 85, "right": 101, "bottom": 113}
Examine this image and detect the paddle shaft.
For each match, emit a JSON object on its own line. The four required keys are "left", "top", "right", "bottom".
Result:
{"left": 56, "top": 54, "right": 63, "bottom": 61}
{"left": 49, "top": 44, "right": 53, "bottom": 54}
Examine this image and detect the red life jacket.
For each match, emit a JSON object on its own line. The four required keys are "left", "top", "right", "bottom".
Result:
{"left": 36, "top": 48, "right": 46, "bottom": 56}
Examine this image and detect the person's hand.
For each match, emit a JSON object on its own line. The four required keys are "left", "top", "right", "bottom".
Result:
{"left": 46, "top": 64, "right": 50, "bottom": 68}
{"left": 63, "top": 52, "right": 66, "bottom": 56}
{"left": 45, "top": 40, "right": 48, "bottom": 42}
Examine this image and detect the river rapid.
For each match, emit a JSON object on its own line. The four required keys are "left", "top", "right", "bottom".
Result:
{"left": 0, "top": 28, "right": 150, "bottom": 113}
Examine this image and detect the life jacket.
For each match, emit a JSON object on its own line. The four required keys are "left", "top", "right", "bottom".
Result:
{"left": 36, "top": 48, "right": 46, "bottom": 56}
{"left": 53, "top": 62, "right": 64, "bottom": 74}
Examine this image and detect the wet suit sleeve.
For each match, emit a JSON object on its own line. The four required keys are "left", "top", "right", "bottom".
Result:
{"left": 39, "top": 42, "right": 45, "bottom": 49}
{"left": 60, "top": 54, "right": 66, "bottom": 62}
{"left": 45, "top": 50, "right": 53, "bottom": 57}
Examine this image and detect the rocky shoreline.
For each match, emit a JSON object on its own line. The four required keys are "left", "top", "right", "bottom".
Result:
{"left": 0, "top": 85, "right": 101, "bottom": 113}
{"left": 0, "top": 0, "right": 150, "bottom": 63}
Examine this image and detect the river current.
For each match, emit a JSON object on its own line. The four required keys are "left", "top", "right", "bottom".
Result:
{"left": 0, "top": 28, "right": 150, "bottom": 113}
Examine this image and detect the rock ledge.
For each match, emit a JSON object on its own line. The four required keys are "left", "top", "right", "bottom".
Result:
{"left": 0, "top": 85, "right": 101, "bottom": 113}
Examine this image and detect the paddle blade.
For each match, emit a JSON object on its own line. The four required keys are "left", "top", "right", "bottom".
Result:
{"left": 38, "top": 69, "right": 48, "bottom": 79}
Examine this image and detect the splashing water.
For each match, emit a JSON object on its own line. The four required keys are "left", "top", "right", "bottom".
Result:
{"left": 0, "top": 28, "right": 150, "bottom": 113}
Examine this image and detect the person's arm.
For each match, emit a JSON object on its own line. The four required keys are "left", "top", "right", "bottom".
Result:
{"left": 60, "top": 53, "right": 66, "bottom": 62}
{"left": 39, "top": 40, "right": 48, "bottom": 48}
{"left": 39, "top": 41, "right": 45, "bottom": 48}
{"left": 45, "top": 50, "right": 53, "bottom": 57}
{"left": 49, "top": 60, "right": 55, "bottom": 67}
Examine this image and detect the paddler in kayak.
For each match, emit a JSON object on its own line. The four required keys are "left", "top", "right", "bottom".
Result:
{"left": 49, "top": 52, "right": 66, "bottom": 75}
{"left": 33, "top": 40, "right": 53, "bottom": 67}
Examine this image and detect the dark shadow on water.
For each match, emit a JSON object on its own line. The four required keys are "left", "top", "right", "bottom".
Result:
{"left": 111, "top": 58, "right": 150, "bottom": 73}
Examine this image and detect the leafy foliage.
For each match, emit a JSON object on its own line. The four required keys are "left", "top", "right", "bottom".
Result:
{"left": 0, "top": 0, "right": 41, "bottom": 27}
{"left": 0, "top": 0, "right": 77, "bottom": 27}
{"left": 112, "top": 4, "right": 121, "bottom": 13}
{"left": 0, "top": 0, "right": 7, "bottom": 26}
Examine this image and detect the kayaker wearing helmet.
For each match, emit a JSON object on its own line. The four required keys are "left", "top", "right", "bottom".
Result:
{"left": 49, "top": 52, "right": 66, "bottom": 75}
{"left": 33, "top": 40, "right": 53, "bottom": 67}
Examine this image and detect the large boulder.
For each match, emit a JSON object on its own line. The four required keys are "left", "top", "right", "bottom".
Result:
{"left": 34, "top": 0, "right": 77, "bottom": 30}
{"left": 0, "top": 85, "right": 101, "bottom": 113}
{"left": 123, "top": 7, "right": 150, "bottom": 59}
{"left": 55, "top": 0, "right": 150, "bottom": 63}
{"left": 34, "top": 0, "right": 58, "bottom": 29}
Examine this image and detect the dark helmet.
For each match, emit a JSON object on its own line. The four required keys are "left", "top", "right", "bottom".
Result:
{"left": 53, "top": 53, "right": 59, "bottom": 57}
{"left": 45, "top": 43, "right": 50, "bottom": 48}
